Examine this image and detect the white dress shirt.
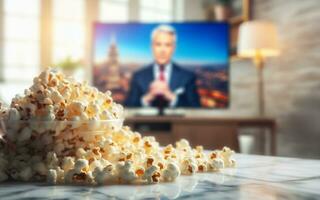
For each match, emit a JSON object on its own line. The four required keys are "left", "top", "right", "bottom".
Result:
{"left": 153, "top": 63, "right": 172, "bottom": 84}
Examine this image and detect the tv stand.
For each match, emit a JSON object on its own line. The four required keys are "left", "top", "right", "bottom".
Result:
{"left": 158, "top": 106, "right": 165, "bottom": 116}
{"left": 125, "top": 116, "right": 277, "bottom": 155}
{"left": 134, "top": 108, "right": 186, "bottom": 117}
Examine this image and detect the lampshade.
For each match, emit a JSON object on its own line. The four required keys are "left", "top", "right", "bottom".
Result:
{"left": 237, "top": 21, "right": 280, "bottom": 58}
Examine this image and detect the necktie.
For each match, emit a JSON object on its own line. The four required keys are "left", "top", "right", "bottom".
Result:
{"left": 159, "top": 65, "right": 165, "bottom": 81}
{"left": 154, "top": 64, "right": 168, "bottom": 111}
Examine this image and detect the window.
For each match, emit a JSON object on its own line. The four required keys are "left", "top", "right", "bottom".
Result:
{"left": 139, "top": 0, "right": 173, "bottom": 22}
{"left": 52, "top": 0, "right": 85, "bottom": 64}
{"left": 3, "top": 0, "right": 40, "bottom": 81}
{"left": 99, "top": 0, "right": 129, "bottom": 22}
{"left": 1, "top": 0, "right": 176, "bottom": 82}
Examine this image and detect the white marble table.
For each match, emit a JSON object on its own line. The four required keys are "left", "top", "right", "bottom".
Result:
{"left": 0, "top": 154, "right": 320, "bottom": 200}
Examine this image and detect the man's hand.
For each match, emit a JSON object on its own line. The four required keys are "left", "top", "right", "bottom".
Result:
{"left": 142, "top": 80, "right": 176, "bottom": 104}
{"left": 150, "top": 80, "right": 169, "bottom": 95}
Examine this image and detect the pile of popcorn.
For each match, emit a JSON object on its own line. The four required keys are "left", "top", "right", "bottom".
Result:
{"left": 0, "top": 68, "right": 235, "bottom": 185}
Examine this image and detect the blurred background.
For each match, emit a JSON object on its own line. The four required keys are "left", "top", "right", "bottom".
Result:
{"left": 0, "top": 0, "right": 320, "bottom": 159}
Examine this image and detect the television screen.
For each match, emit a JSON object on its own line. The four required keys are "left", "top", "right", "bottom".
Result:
{"left": 92, "top": 22, "right": 229, "bottom": 108}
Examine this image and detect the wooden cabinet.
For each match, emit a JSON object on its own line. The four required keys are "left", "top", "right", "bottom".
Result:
{"left": 173, "top": 123, "right": 238, "bottom": 150}
{"left": 125, "top": 116, "right": 276, "bottom": 154}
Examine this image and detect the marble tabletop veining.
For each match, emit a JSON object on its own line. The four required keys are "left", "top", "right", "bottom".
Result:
{"left": 1, "top": 154, "right": 320, "bottom": 200}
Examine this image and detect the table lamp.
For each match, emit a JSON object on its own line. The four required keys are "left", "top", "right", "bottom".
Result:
{"left": 238, "top": 21, "right": 280, "bottom": 116}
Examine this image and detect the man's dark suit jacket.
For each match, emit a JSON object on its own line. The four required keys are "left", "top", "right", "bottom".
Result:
{"left": 124, "top": 63, "right": 200, "bottom": 108}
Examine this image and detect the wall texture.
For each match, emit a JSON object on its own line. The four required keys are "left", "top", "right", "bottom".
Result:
{"left": 181, "top": 0, "right": 320, "bottom": 158}
{"left": 250, "top": 0, "right": 320, "bottom": 158}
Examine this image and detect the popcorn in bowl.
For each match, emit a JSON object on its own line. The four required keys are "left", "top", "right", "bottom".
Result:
{"left": 0, "top": 68, "right": 236, "bottom": 185}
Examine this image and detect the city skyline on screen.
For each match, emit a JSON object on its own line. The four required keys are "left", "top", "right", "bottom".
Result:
{"left": 93, "top": 22, "right": 229, "bottom": 65}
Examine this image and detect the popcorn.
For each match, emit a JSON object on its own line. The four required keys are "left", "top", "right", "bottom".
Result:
{"left": 67, "top": 101, "right": 85, "bottom": 118}
{"left": 43, "top": 98, "right": 53, "bottom": 105}
{"left": 74, "top": 159, "right": 89, "bottom": 173}
{"left": 86, "top": 103, "right": 100, "bottom": 118}
{"left": 19, "top": 167, "right": 33, "bottom": 181}
{"left": 55, "top": 167, "right": 65, "bottom": 183}
{"left": 197, "top": 162, "right": 208, "bottom": 172}
{"left": 17, "top": 127, "right": 32, "bottom": 143}
{"left": 47, "top": 169, "right": 57, "bottom": 184}
{"left": 0, "top": 68, "right": 236, "bottom": 184}
{"left": 8, "top": 108, "right": 20, "bottom": 121}
{"left": 33, "top": 162, "right": 47, "bottom": 176}
{"left": 8, "top": 169, "right": 19, "bottom": 180}
{"left": 116, "top": 161, "right": 137, "bottom": 183}
{"left": 143, "top": 165, "right": 161, "bottom": 184}
{"left": 62, "top": 157, "right": 75, "bottom": 171}
{"left": 39, "top": 70, "right": 50, "bottom": 84}
{"left": 46, "top": 152, "right": 59, "bottom": 169}
{"left": 93, "top": 164, "right": 115, "bottom": 184}
{"left": 54, "top": 143, "right": 65, "bottom": 155}
{"left": 0, "top": 154, "right": 8, "bottom": 182}
{"left": 208, "top": 150, "right": 224, "bottom": 171}
{"left": 51, "top": 91, "right": 64, "bottom": 104}
{"left": 92, "top": 167, "right": 106, "bottom": 185}
{"left": 0, "top": 171, "right": 8, "bottom": 182}
{"left": 134, "top": 166, "right": 145, "bottom": 178}
{"left": 89, "top": 159, "right": 103, "bottom": 172}
{"left": 176, "top": 139, "right": 190, "bottom": 150}
{"left": 208, "top": 158, "right": 224, "bottom": 171}
{"left": 180, "top": 158, "right": 197, "bottom": 175}
{"left": 220, "top": 147, "right": 236, "bottom": 168}
{"left": 162, "top": 162, "right": 180, "bottom": 182}
{"left": 65, "top": 168, "right": 91, "bottom": 184}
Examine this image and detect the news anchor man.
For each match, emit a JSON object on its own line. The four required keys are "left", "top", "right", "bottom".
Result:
{"left": 125, "top": 24, "right": 200, "bottom": 108}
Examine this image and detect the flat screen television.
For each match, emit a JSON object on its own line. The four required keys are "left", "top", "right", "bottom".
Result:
{"left": 92, "top": 22, "right": 229, "bottom": 109}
